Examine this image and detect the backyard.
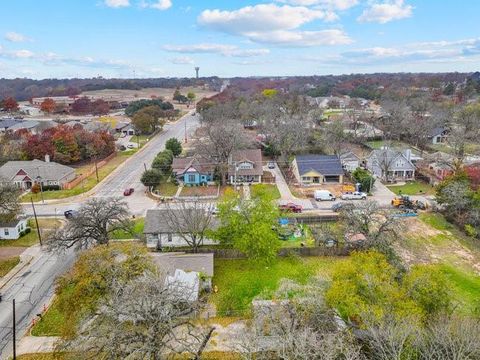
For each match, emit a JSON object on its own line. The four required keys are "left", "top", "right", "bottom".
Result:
{"left": 365, "top": 140, "right": 412, "bottom": 150}
{"left": 387, "top": 180, "right": 435, "bottom": 195}
{"left": 111, "top": 217, "right": 145, "bottom": 240}
{"left": 401, "top": 213, "right": 480, "bottom": 313}
{"left": 210, "top": 256, "right": 342, "bottom": 316}
{"left": 250, "top": 184, "right": 281, "bottom": 200}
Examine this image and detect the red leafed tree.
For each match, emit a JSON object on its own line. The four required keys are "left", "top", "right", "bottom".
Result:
{"left": 91, "top": 99, "right": 110, "bottom": 116}
{"left": 40, "top": 98, "right": 56, "bottom": 113}
{"left": 71, "top": 97, "right": 92, "bottom": 115}
{"left": 3, "top": 97, "right": 19, "bottom": 112}
{"left": 51, "top": 126, "right": 81, "bottom": 163}
{"left": 22, "top": 133, "right": 55, "bottom": 160}
{"left": 465, "top": 165, "right": 480, "bottom": 190}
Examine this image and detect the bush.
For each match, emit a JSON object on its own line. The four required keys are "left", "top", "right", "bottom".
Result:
{"left": 165, "top": 138, "right": 183, "bottom": 156}
{"left": 42, "top": 185, "right": 61, "bottom": 191}
{"left": 31, "top": 183, "right": 41, "bottom": 194}
{"left": 25, "top": 227, "right": 31, "bottom": 234}
{"left": 352, "top": 167, "right": 375, "bottom": 192}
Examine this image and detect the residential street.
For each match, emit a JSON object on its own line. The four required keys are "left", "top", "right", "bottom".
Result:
{"left": 22, "top": 111, "right": 200, "bottom": 217}
{"left": 0, "top": 247, "right": 76, "bottom": 360}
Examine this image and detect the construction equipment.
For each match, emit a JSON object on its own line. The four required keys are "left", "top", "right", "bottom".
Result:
{"left": 391, "top": 195, "right": 426, "bottom": 210}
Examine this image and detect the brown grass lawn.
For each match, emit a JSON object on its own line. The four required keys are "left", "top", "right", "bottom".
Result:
{"left": 180, "top": 185, "right": 219, "bottom": 197}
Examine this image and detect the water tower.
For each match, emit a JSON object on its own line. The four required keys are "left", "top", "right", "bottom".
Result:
{"left": 195, "top": 67, "right": 200, "bottom": 79}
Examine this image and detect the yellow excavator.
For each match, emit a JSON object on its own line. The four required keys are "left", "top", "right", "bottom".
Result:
{"left": 391, "top": 195, "right": 426, "bottom": 210}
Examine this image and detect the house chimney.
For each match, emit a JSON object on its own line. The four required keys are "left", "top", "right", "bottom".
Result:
{"left": 45, "top": 154, "right": 50, "bottom": 163}
{"left": 404, "top": 149, "right": 411, "bottom": 162}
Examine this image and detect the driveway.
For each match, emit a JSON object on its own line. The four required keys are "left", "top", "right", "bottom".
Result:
{"left": 264, "top": 163, "right": 313, "bottom": 210}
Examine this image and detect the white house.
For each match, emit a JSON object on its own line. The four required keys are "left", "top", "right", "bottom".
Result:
{"left": 339, "top": 151, "right": 361, "bottom": 172}
{"left": 366, "top": 148, "right": 416, "bottom": 181}
{"left": 228, "top": 149, "right": 263, "bottom": 184}
{"left": 0, "top": 218, "right": 28, "bottom": 240}
{"left": 144, "top": 209, "right": 218, "bottom": 249}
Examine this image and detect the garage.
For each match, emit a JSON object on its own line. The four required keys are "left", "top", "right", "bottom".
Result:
{"left": 324, "top": 175, "right": 341, "bottom": 183}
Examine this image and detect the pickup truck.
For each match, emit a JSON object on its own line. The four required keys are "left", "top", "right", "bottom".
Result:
{"left": 341, "top": 191, "right": 367, "bottom": 200}
{"left": 279, "top": 203, "right": 303, "bottom": 213}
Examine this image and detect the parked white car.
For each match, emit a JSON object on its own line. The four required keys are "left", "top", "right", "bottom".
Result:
{"left": 341, "top": 191, "right": 367, "bottom": 200}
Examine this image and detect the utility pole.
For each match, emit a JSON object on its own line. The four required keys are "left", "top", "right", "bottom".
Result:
{"left": 31, "top": 197, "right": 42, "bottom": 246}
{"left": 144, "top": 163, "right": 147, "bottom": 172}
{"left": 184, "top": 117, "right": 188, "bottom": 143}
{"left": 12, "top": 299, "right": 16, "bottom": 360}
{"left": 94, "top": 157, "right": 99, "bottom": 183}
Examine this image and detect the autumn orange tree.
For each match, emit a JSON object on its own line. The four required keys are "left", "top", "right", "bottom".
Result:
{"left": 40, "top": 98, "right": 56, "bottom": 113}
{"left": 2, "top": 97, "right": 19, "bottom": 112}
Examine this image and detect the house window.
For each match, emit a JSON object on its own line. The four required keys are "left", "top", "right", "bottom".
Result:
{"left": 188, "top": 174, "right": 196, "bottom": 182}
{"left": 167, "top": 233, "right": 173, "bottom": 242}
{"left": 302, "top": 176, "right": 311, "bottom": 181}
{"left": 4, "top": 228, "right": 9, "bottom": 236}
{"left": 238, "top": 162, "right": 253, "bottom": 170}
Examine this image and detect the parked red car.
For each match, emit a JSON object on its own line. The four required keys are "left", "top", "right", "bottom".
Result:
{"left": 279, "top": 202, "right": 303, "bottom": 213}
{"left": 123, "top": 188, "right": 134, "bottom": 196}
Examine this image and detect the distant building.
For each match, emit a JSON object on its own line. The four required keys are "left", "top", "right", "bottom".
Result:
{"left": 339, "top": 151, "right": 361, "bottom": 172}
{"left": 291, "top": 155, "right": 344, "bottom": 185}
{"left": 428, "top": 127, "right": 449, "bottom": 145}
{"left": 0, "top": 158, "right": 76, "bottom": 190}
{"left": 366, "top": 148, "right": 416, "bottom": 181}
{"left": 228, "top": 149, "right": 263, "bottom": 184}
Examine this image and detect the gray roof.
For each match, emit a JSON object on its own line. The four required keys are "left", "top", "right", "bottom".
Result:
{"left": 340, "top": 151, "right": 360, "bottom": 161}
{"left": 144, "top": 209, "right": 219, "bottom": 234}
{"left": 7, "top": 120, "right": 40, "bottom": 131}
{"left": 151, "top": 252, "right": 214, "bottom": 277}
{"left": 0, "top": 159, "right": 75, "bottom": 182}
{"left": 429, "top": 126, "right": 448, "bottom": 138}
{"left": 0, "top": 217, "right": 27, "bottom": 228}
{"left": 295, "top": 155, "right": 344, "bottom": 176}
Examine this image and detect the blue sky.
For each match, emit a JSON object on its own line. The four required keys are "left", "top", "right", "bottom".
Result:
{"left": 0, "top": 0, "right": 479, "bottom": 79}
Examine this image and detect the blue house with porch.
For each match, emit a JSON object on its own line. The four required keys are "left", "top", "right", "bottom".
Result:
{"left": 172, "top": 155, "right": 215, "bottom": 185}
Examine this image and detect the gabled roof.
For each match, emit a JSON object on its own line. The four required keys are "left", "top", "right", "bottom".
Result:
{"left": 7, "top": 120, "right": 40, "bottom": 131}
{"left": 368, "top": 149, "right": 415, "bottom": 169}
{"left": 0, "top": 217, "right": 27, "bottom": 228}
{"left": 428, "top": 126, "right": 448, "bottom": 138}
{"left": 172, "top": 155, "right": 215, "bottom": 175}
{"left": 0, "top": 159, "right": 75, "bottom": 182}
{"left": 144, "top": 209, "right": 219, "bottom": 234}
{"left": 228, "top": 149, "right": 263, "bottom": 176}
{"left": 339, "top": 151, "right": 360, "bottom": 161}
{"left": 151, "top": 252, "right": 214, "bottom": 277}
{"left": 295, "top": 154, "right": 344, "bottom": 176}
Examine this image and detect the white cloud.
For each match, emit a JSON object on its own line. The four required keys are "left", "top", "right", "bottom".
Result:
{"left": 242, "top": 29, "right": 352, "bottom": 47}
{"left": 142, "top": 0, "right": 172, "bottom": 10}
{"left": 198, "top": 4, "right": 329, "bottom": 34}
{"left": 13, "top": 50, "right": 35, "bottom": 58}
{"left": 278, "top": 0, "right": 358, "bottom": 10}
{"left": 170, "top": 56, "right": 195, "bottom": 64}
{"left": 105, "top": 0, "right": 130, "bottom": 8}
{"left": 358, "top": 0, "right": 413, "bottom": 24}
{"left": 4, "top": 31, "right": 30, "bottom": 42}
{"left": 163, "top": 43, "right": 270, "bottom": 57}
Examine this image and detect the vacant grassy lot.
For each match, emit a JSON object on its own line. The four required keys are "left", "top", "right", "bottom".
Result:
{"left": 31, "top": 298, "right": 65, "bottom": 336}
{"left": 24, "top": 152, "right": 133, "bottom": 202}
{"left": 0, "top": 219, "right": 61, "bottom": 247}
{"left": 251, "top": 184, "right": 281, "bottom": 200}
{"left": 0, "top": 256, "right": 20, "bottom": 276}
{"left": 180, "top": 185, "right": 218, "bottom": 197}
{"left": 366, "top": 140, "right": 411, "bottom": 150}
{"left": 401, "top": 213, "right": 480, "bottom": 313}
{"left": 111, "top": 217, "right": 145, "bottom": 240}
{"left": 387, "top": 181, "right": 435, "bottom": 195}
{"left": 211, "top": 257, "right": 342, "bottom": 316}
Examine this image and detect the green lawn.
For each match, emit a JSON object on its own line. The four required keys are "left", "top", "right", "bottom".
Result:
{"left": 130, "top": 134, "right": 150, "bottom": 148}
{"left": 439, "top": 264, "right": 480, "bottom": 313}
{"left": 17, "top": 355, "right": 66, "bottom": 360}
{"left": 23, "top": 153, "right": 133, "bottom": 202}
{"left": 387, "top": 181, "right": 435, "bottom": 195}
{"left": 251, "top": 184, "right": 281, "bottom": 200}
{"left": 155, "top": 181, "right": 179, "bottom": 197}
{"left": 0, "top": 256, "right": 20, "bottom": 277}
{"left": 366, "top": 140, "right": 411, "bottom": 150}
{"left": 418, "top": 213, "right": 453, "bottom": 231}
{"left": 0, "top": 219, "right": 61, "bottom": 247}
{"left": 211, "top": 257, "right": 341, "bottom": 316}
{"left": 31, "top": 299, "right": 65, "bottom": 336}
{"left": 111, "top": 217, "right": 145, "bottom": 240}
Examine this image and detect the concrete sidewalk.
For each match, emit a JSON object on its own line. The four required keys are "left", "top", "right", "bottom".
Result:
{"left": 17, "top": 336, "right": 59, "bottom": 355}
{"left": 0, "top": 245, "right": 43, "bottom": 291}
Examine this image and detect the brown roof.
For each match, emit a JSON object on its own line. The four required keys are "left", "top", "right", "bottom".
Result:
{"left": 228, "top": 149, "right": 263, "bottom": 177}
{"left": 172, "top": 155, "right": 215, "bottom": 175}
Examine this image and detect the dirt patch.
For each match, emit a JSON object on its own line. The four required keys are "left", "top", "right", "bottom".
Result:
{"left": 180, "top": 185, "right": 219, "bottom": 197}
{"left": 404, "top": 218, "right": 443, "bottom": 237}
{"left": 291, "top": 184, "right": 347, "bottom": 199}
{"left": 0, "top": 247, "right": 25, "bottom": 260}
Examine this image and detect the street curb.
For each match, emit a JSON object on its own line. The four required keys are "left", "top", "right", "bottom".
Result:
{"left": 0, "top": 255, "right": 33, "bottom": 291}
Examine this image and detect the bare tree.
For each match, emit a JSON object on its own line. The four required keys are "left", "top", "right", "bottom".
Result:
{"left": 163, "top": 199, "right": 215, "bottom": 253}
{"left": 417, "top": 315, "right": 480, "bottom": 360}
{"left": 198, "top": 103, "right": 249, "bottom": 185}
{"left": 378, "top": 99, "right": 410, "bottom": 141}
{"left": 371, "top": 147, "right": 399, "bottom": 182}
{"left": 233, "top": 279, "right": 364, "bottom": 360}
{"left": 46, "top": 197, "right": 132, "bottom": 251}
{"left": 61, "top": 273, "right": 212, "bottom": 359}
{"left": 339, "top": 200, "right": 403, "bottom": 257}
{"left": 0, "top": 181, "right": 21, "bottom": 223}
{"left": 321, "top": 120, "right": 351, "bottom": 156}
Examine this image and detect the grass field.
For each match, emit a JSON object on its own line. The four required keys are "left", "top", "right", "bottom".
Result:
{"left": 211, "top": 257, "right": 342, "bottom": 316}
{"left": 111, "top": 217, "right": 145, "bottom": 240}
{"left": 251, "top": 184, "right": 281, "bottom": 200}
{"left": 0, "top": 256, "right": 20, "bottom": 276}
{"left": 402, "top": 213, "right": 480, "bottom": 313}
{"left": 23, "top": 152, "right": 133, "bottom": 202}
{"left": 31, "top": 299, "right": 65, "bottom": 336}
{"left": 387, "top": 181, "right": 435, "bottom": 195}
{"left": 0, "top": 219, "right": 61, "bottom": 247}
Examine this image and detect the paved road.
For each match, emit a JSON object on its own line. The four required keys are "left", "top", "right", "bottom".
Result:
{"left": 0, "top": 247, "right": 76, "bottom": 360}
{"left": 23, "top": 111, "right": 200, "bottom": 217}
